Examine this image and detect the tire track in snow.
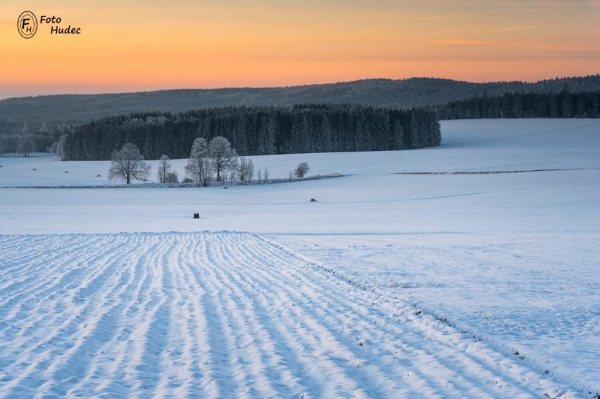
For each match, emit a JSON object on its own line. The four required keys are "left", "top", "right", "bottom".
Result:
{"left": 0, "top": 232, "right": 583, "bottom": 399}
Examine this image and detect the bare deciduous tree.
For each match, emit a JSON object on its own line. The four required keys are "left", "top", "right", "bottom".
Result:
{"left": 263, "top": 167, "right": 269, "bottom": 182}
{"left": 237, "top": 157, "right": 254, "bottom": 183}
{"left": 157, "top": 154, "right": 172, "bottom": 183}
{"left": 294, "top": 162, "right": 310, "bottom": 178}
{"left": 108, "top": 143, "right": 151, "bottom": 184}
{"left": 185, "top": 156, "right": 213, "bottom": 186}
{"left": 226, "top": 157, "right": 239, "bottom": 185}
{"left": 247, "top": 159, "right": 254, "bottom": 182}
{"left": 209, "top": 136, "right": 237, "bottom": 182}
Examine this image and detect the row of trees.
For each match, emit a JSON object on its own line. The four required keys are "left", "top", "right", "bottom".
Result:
{"left": 437, "top": 89, "right": 600, "bottom": 120}
{"left": 0, "top": 133, "right": 62, "bottom": 156}
{"left": 0, "top": 122, "right": 68, "bottom": 156}
{"left": 183, "top": 136, "right": 238, "bottom": 185}
{"left": 109, "top": 137, "right": 280, "bottom": 185}
{"left": 62, "top": 104, "right": 441, "bottom": 161}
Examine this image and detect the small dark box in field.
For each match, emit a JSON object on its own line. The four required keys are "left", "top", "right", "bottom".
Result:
{"left": 193, "top": 213, "right": 200, "bottom": 219}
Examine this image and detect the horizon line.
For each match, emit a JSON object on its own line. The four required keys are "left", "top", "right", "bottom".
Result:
{"left": 2, "top": 73, "right": 599, "bottom": 101}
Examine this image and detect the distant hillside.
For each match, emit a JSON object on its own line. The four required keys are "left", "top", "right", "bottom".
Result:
{"left": 1, "top": 75, "right": 599, "bottom": 136}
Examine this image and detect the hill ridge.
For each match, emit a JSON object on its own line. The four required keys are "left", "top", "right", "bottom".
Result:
{"left": 1, "top": 75, "right": 599, "bottom": 135}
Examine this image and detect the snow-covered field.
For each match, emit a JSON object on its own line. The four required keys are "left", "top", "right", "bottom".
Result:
{"left": 1, "top": 119, "right": 599, "bottom": 397}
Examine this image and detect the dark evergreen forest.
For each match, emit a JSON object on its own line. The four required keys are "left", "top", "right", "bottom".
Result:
{"left": 437, "top": 90, "right": 600, "bottom": 119}
{"left": 62, "top": 104, "right": 441, "bottom": 161}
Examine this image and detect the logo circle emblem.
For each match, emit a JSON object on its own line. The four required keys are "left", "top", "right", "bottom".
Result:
{"left": 18, "top": 11, "right": 37, "bottom": 39}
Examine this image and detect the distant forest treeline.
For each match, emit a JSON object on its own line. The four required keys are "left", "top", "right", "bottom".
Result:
{"left": 1, "top": 75, "right": 600, "bottom": 137}
{"left": 62, "top": 104, "right": 441, "bottom": 161}
{"left": 2, "top": 82, "right": 600, "bottom": 160}
{"left": 438, "top": 89, "right": 600, "bottom": 119}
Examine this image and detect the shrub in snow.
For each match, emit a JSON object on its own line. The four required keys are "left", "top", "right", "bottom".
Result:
{"left": 164, "top": 171, "right": 179, "bottom": 183}
{"left": 294, "top": 162, "right": 309, "bottom": 178}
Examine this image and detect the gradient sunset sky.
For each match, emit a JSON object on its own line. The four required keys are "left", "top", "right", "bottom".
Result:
{"left": 1, "top": 0, "right": 599, "bottom": 99}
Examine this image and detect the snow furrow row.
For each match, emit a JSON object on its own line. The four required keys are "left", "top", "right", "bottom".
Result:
{"left": 0, "top": 232, "right": 580, "bottom": 398}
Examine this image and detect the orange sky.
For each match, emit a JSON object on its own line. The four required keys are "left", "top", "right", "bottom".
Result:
{"left": 1, "top": 0, "right": 599, "bottom": 99}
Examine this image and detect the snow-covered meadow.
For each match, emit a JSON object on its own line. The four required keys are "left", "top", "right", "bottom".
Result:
{"left": 1, "top": 119, "right": 599, "bottom": 397}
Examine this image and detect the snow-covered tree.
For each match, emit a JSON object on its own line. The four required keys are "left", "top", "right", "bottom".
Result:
{"left": 209, "top": 136, "right": 237, "bottom": 182}
{"left": 294, "top": 162, "right": 309, "bottom": 178}
{"left": 157, "top": 154, "right": 172, "bottom": 183}
{"left": 21, "top": 122, "right": 29, "bottom": 136}
{"left": 190, "top": 137, "right": 208, "bottom": 158}
{"left": 108, "top": 143, "right": 151, "bottom": 184}
{"left": 56, "top": 134, "right": 68, "bottom": 160}
{"left": 48, "top": 142, "right": 58, "bottom": 154}
{"left": 185, "top": 137, "right": 213, "bottom": 186}
{"left": 39, "top": 122, "right": 49, "bottom": 134}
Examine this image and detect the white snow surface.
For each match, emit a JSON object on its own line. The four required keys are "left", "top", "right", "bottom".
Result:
{"left": 1, "top": 119, "right": 599, "bottom": 397}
